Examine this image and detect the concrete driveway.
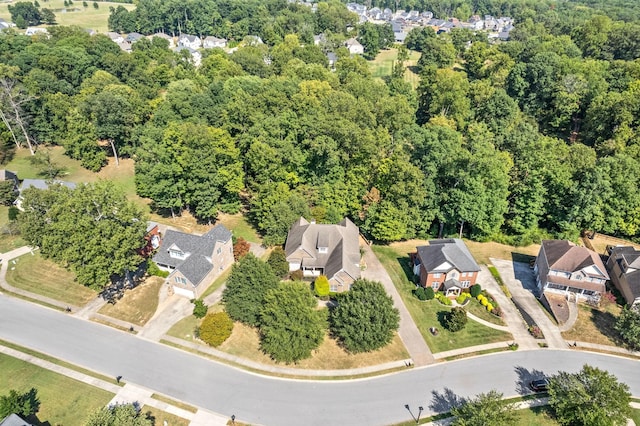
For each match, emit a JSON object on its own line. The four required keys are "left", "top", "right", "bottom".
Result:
{"left": 490, "top": 259, "right": 568, "bottom": 350}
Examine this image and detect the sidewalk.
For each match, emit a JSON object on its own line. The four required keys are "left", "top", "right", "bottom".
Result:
{"left": 361, "top": 243, "right": 435, "bottom": 366}
{"left": 0, "top": 343, "right": 229, "bottom": 425}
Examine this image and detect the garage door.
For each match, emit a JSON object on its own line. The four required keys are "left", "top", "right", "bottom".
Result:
{"left": 173, "top": 286, "right": 195, "bottom": 299}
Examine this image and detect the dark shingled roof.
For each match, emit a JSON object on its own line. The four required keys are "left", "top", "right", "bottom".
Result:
{"left": 415, "top": 239, "right": 480, "bottom": 273}
{"left": 541, "top": 240, "right": 608, "bottom": 279}
{"left": 609, "top": 246, "right": 640, "bottom": 302}
{"left": 153, "top": 224, "right": 231, "bottom": 287}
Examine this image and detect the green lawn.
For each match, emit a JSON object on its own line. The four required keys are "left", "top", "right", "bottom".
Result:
{"left": 142, "top": 406, "right": 190, "bottom": 426}
{"left": 167, "top": 314, "right": 201, "bottom": 342}
{"left": 5, "top": 252, "right": 97, "bottom": 306}
{"left": 0, "top": 0, "right": 136, "bottom": 33}
{"left": 0, "top": 206, "right": 25, "bottom": 253}
{"left": 218, "top": 213, "right": 262, "bottom": 244}
{"left": 369, "top": 47, "right": 421, "bottom": 88}
{"left": 515, "top": 405, "right": 559, "bottom": 425}
{"left": 0, "top": 353, "right": 113, "bottom": 426}
{"left": 465, "top": 297, "right": 505, "bottom": 326}
{"left": 631, "top": 408, "right": 640, "bottom": 424}
{"left": 372, "top": 245, "right": 512, "bottom": 353}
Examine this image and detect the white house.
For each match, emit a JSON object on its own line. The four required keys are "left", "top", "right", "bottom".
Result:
{"left": 178, "top": 34, "right": 202, "bottom": 50}
{"left": 203, "top": 36, "right": 227, "bottom": 49}
{"left": 173, "top": 45, "right": 202, "bottom": 67}
{"left": 345, "top": 38, "right": 364, "bottom": 55}
{"left": 106, "top": 31, "right": 124, "bottom": 44}
{"left": 25, "top": 27, "right": 48, "bottom": 36}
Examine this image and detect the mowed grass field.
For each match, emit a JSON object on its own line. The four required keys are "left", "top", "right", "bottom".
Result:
{"left": 0, "top": 353, "right": 113, "bottom": 426}
{"left": 0, "top": 0, "right": 136, "bottom": 33}
{"left": 5, "top": 252, "right": 97, "bottom": 305}
{"left": 369, "top": 47, "right": 422, "bottom": 88}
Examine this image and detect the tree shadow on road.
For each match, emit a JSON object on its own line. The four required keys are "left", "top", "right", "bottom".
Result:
{"left": 428, "top": 387, "right": 466, "bottom": 413}
{"left": 514, "top": 365, "right": 547, "bottom": 395}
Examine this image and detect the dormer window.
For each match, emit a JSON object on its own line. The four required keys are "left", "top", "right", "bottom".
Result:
{"left": 169, "top": 249, "right": 186, "bottom": 260}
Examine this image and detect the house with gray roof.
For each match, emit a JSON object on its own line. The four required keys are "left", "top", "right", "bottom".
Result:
{"left": 607, "top": 245, "right": 640, "bottom": 308}
{"left": 203, "top": 36, "right": 227, "bottom": 49}
{"left": 284, "top": 217, "right": 361, "bottom": 293}
{"left": 15, "top": 179, "right": 77, "bottom": 210}
{"left": 413, "top": 239, "right": 481, "bottom": 296}
{"left": 0, "top": 414, "right": 32, "bottom": 426}
{"left": 153, "top": 224, "right": 233, "bottom": 298}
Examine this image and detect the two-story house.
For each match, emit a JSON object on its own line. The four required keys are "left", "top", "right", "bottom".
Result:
{"left": 203, "top": 36, "right": 227, "bottom": 49}
{"left": 345, "top": 38, "right": 364, "bottom": 55}
{"left": 153, "top": 224, "right": 233, "bottom": 298}
{"left": 178, "top": 34, "right": 202, "bottom": 50}
{"left": 534, "top": 240, "right": 609, "bottom": 302}
{"left": 606, "top": 246, "right": 640, "bottom": 308}
{"left": 413, "top": 239, "right": 480, "bottom": 296}
{"left": 284, "top": 217, "right": 360, "bottom": 293}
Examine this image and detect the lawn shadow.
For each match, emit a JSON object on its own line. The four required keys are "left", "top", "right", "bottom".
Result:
{"left": 590, "top": 307, "right": 623, "bottom": 346}
{"left": 514, "top": 365, "right": 547, "bottom": 395}
{"left": 397, "top": 254, "right": 419, "bottom": 285}
{"left": 511, "top": 252, "right": 535, "bottom": 264}
{"left": 436, "top": 311, "right": 449, "bottom": 328}
{"left": 429, "top": 387, "right": 466, "bottom": 413}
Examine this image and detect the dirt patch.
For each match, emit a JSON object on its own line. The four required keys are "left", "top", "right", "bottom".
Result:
{"left": 98, "top": 276, "right": 164, "bottom": 326}
{"left": 543, "top": 293, "right": 570, "bottom": 325}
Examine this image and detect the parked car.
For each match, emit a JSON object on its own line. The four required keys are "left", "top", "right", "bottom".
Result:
{"left": 529, "top": 378, "right": 549, "bottom": 392}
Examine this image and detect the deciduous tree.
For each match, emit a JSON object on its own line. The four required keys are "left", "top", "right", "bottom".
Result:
{"left": 259, "top": 281, "right": 326, "bottom": 363}
{"left": 548, "top": 364, "right": 631, "bottom": 426}
{"left": 330, "top": 279, "right": 399, "bottom": 353}
{"left": 222, "top": 253, "right": 279, "bottom": 326}
{"left": 450, "top": 390, "right": 517, "bottom": 426}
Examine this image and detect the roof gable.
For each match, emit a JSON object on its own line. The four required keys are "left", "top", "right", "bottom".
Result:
{"left": 542, "top": 240, "right": 609, "bottom": 279}
{"left": 416, "top": 239, "right": 480, "bottom": 274}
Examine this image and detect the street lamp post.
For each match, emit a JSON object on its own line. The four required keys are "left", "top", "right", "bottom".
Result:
{"left": 417, "top": 406, "right": 424, "bottom": 424}
{"left": 231, "top": 414, "right": 235, "bottom": 425}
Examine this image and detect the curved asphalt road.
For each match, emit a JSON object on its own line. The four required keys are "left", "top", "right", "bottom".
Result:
{"left": 1, "top": 295, "right": 639, "bottom": 426}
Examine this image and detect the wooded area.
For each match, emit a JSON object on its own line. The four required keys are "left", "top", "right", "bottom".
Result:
{"left": 2, "top": 0, "right": 640, "bottom": 248}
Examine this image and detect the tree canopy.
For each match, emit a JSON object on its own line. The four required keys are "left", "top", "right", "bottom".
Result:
{"left": 548, "top": 364, "right": 631, "bottom": 426}
{"left": 0, "top": 388, "right": 39, "bottom": 420}
{"left": 85, "top": 403, "right": 152, "bottom": 426}
{"left": 259, "top": 281, "right": 327, "bottom": 363}
{"left": 450, "top": 390, "right": 517, "bottom": 426}
{"left": 222, "top": 253, "right": 279, "bottom": 326}
{"left": 330, "top": 279, "right": 399, "bottom": 353}
{"left": 17, "top": 181, "right": 146, "bottom": 289}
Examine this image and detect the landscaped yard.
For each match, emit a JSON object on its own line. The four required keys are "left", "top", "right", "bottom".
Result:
{"left": 0, "top": 0, "right": 136, "bottom": 33}
{"left": 0, "top": 353, "right": 113, "bottom": 426}
{"left": 98, "top": 276, "right": 164, "bottom": 326}
{"left": 372, "top": 245, "right": 512, "bottom": 353}
{"left": 5, "top": 252, "right": 97, "bottom": 306}
{"left": 168, "top": 310, "right": 409, "bottom": 370}
{"left": 561, "top": 301, "right": 623, "bottom": 347}
{"left": 218, "top": 322, "right": 409, "bottom": 370}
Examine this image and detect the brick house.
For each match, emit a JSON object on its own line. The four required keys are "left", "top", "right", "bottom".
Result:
{"left": 412, "top": 239, "right": 480, "bottom": 296}
{"left": 606, "top": 246, "right": 640, "bottom": 308}
{"left": 284, "top": 217, "right": 361, "bottom": 293}
{"left": 153, "top": 224, "right": 233, "bottom": 298}
{"left": 534, "top": 240, "right": 609, "bottom": 302}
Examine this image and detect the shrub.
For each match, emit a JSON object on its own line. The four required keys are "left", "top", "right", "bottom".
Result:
{"left": 492, "top": 306, "right": 503, "bottom": 317}
{"left": 192, "top": 298, "right": 208, "bottom": 318}
{"left": 199, "top": 311, "right": 234, "bottom": 347}
{"left": 481, "top": 298, "right": 489, "bottom": 307}
{"left": 233, "top": 237, "right": 251, "bottom": 261}
{"left": 425, "top": 287, "right": 435, "bottom": 300}
{"left": 436, "top": 292, "right": 452, "bottom": 305}
{"left": 529, "top": 325, "right": 544, "bottom": 339}
{"left": 314, "top": 275, "right": 330, "bottom": 298}
{"left": 445, "top": 307, "right": 468, "bottom": 332}
{"left": 486, "top": 303, "right": 493, "bottom": 312}
{"left": 414, "top": 286, "right": 428, "bottom": 301}
{"left": 267, "top": 247, "right": 289, "bottom": 278}
{"left": 147, "top": 260, "right": 169, "bottom": 278}
{"left": 456, "top": 292, "right": 471, "bottom": 304}
{"left": 470, "top": 284, "right": 482, "bottom": 297}
{"left": 290, "top": 269, "right": 303, "bottom": 281}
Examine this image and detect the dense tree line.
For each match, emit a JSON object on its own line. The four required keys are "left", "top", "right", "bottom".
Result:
{"left": 108, "top": 0, "right": 356, "bottom": 45}
{"left": 2, "top": 0, "right": 640, "bottom": 245}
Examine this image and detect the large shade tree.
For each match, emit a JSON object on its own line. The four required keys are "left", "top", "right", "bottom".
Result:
{"left": 259, "top": 281, "right": 327, "bottom": 363}
{"left": 330, "top": 279, "right": 399, "bottom": 353}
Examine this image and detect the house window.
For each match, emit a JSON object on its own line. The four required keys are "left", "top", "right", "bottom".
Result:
{"left": 169, "top": 249, "right": 186, "bottom": 260}
{"left": 431, "top": 282, "right": 440, "bottom": 290}
{"left": 174, "top": 276, "right": 187, "bottom": 285}
{"left": 318, "top": 247, "right": 328, "bottom": 254}
{"left": 330, "top": 283, "right": 338, "bottom": 292}
{"left": 217, "top": 247, "right": 222, "bottom": 255}
{"left": 433, "top": 273, "right": 442, "bottom": 278}
{"left": 461, "top": 272, "right": 467, "bottom": 277}
{"left": 461, "top": 280, "right": 470, "bottom": 288}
